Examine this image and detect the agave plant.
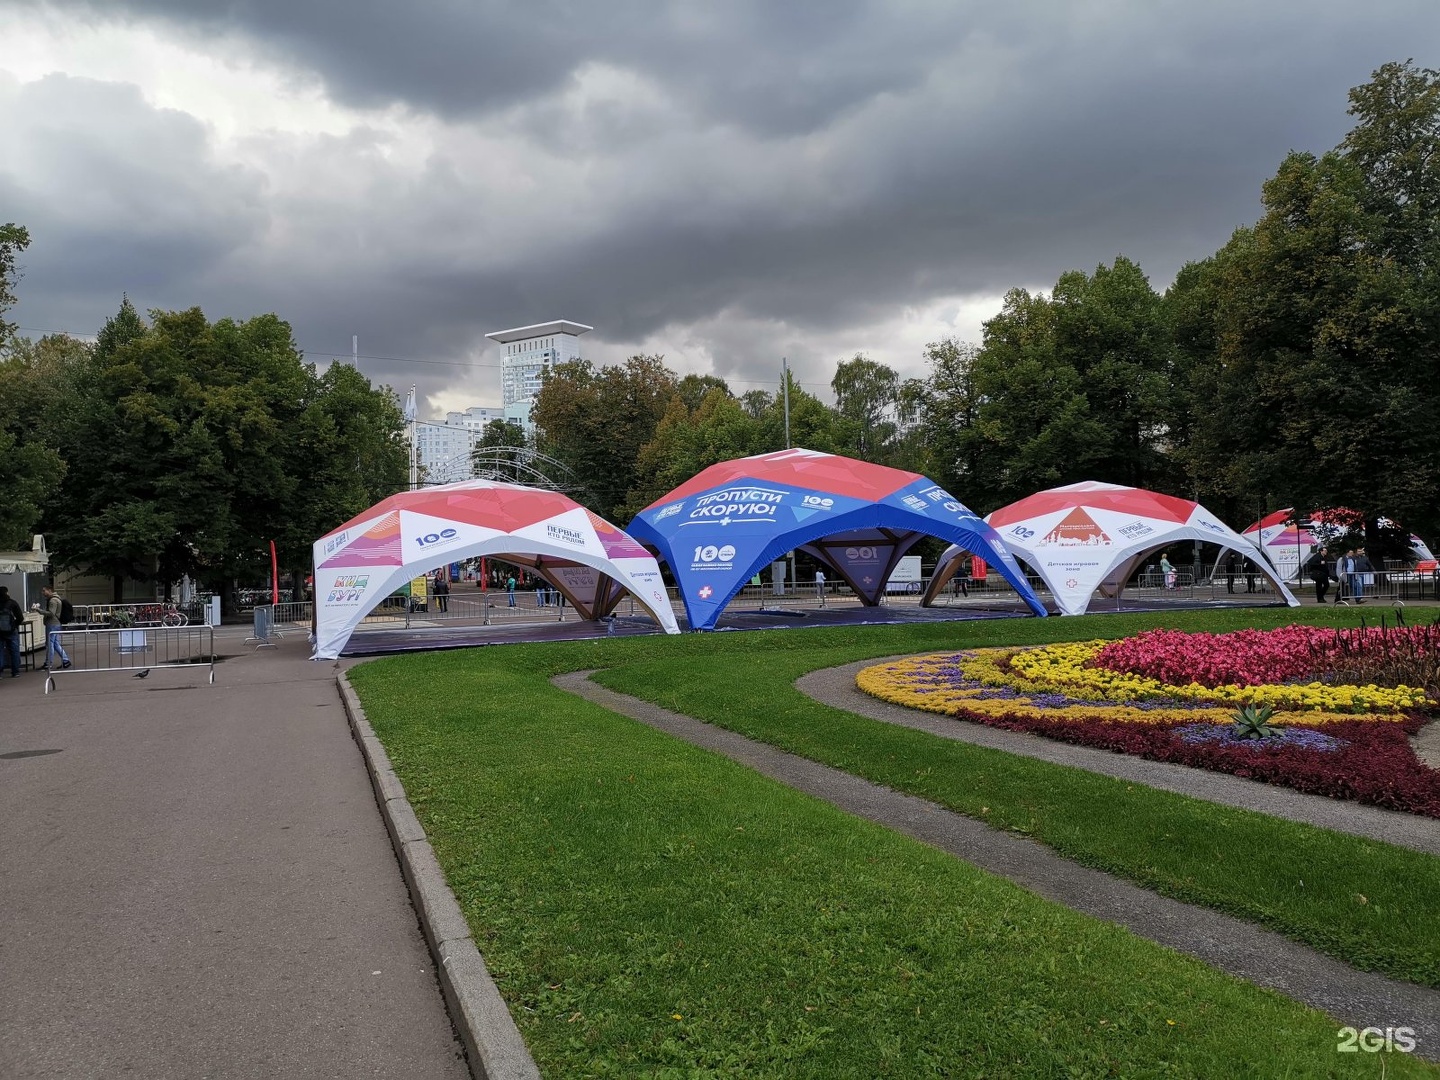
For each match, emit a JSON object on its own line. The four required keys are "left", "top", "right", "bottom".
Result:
{"left": 1231, "top": 703, "right": 1282, "bottom": 740}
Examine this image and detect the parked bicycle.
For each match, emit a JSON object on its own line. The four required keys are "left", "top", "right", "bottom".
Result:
{"left": 132, "top": 602, "right": 189, "bottom": 627}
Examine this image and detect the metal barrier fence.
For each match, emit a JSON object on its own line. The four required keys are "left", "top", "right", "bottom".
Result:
{"left": 43, "top": 625, "right": 216, "bottom": 693}
{"left": 247, "top": 602, "right": 315, "bottom": 648}
{"left": 1332, "top": 568, "right": 1440, "bottom": 605}
{"left": 78, "top": 599, "right": 208, "bottom": 628}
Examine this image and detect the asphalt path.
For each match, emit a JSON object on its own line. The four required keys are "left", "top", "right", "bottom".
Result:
{"left": 0, "top": 631, "right": 467, "bottom": 1080}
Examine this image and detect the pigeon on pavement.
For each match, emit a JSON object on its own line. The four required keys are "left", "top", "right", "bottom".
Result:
{"left": 133, "top": 669, "right": 150, "bottom": 679}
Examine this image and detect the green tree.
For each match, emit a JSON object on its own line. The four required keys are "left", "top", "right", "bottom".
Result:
{"left": 470, "top": 419, "right": 532, "bottom": 482}
{"left": 1183, "top": 61, "right": 1440, "bottom": 541}
{"left": 0, "top": 222, "right": 31, "bottom": 344}
{"left": 632, "top": 388, "right": 768, "bottom": 507}
{"left": 531, "top": 355, "right": 680, "bottom": 520}
{"left": 0, "top": 334, "right": 70, "bottom": 548}
{"left": 935, "top": 258, "right": 1175, "bottom": 512}
{"left": 279, "top": 361, "right": 408, "bottom": 585}
{"left": 830, "top": 354, "right": 900, "bottom": 462}
{"left": 44, "top": 302, "right": 406, "bottom": 600}
{"left": 904, "top": 339, "right": 982, "bottom": 492}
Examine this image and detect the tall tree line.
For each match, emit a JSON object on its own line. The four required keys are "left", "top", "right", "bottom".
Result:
{"left": 0, "top": 289, "right": 408, "bottom": 601}
{"left": 528, "top": 61, "right": 1440, "bottom": 546}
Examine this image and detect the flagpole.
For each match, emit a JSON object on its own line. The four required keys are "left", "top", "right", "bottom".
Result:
{"left": 406, "top": 384, "right": 418, "bottom": 490}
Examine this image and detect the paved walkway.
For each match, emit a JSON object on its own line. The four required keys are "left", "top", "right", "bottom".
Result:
{"left": 556, "top": 671, "right": 1440, "bottom": 1060}
{"left": 0, "top": 630, "right": 467, "bottom": 1080}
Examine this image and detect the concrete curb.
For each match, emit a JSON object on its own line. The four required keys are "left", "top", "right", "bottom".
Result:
{"left": 337, "top": 674, "right": 541, "bottom": 1080}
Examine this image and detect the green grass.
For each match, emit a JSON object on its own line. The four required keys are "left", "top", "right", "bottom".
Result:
{"left": 593, "top": 607, "right": 1440, "bottom": 989}
{"left": 350, "top": 605, "right": 1440, "bottom": 1076}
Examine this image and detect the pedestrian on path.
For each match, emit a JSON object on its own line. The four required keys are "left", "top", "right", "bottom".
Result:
{"left": 1223, "top": 551, "right": 1237, "bottom": 594}
{"left": 433, "top": 571, "right": 450, "bottom": 613}
{"left": 38, "top": 585, "right": 71, "bottom": 670}
{"left": 506, "top": 573, "right": 517, "bottom": 608}
{"left": 1160, "top": 553, "right": 1176, "bottom": 590}
{"left": 0, "top": 586, "right": 23, "bottom": 678}
{"left": 815, "top": 568, "right": 826, "bottom": 607}
{"left": 1351, "top": 547, "right": 1373, "bottom": 604}
{"left": 1304, "top": 547, "right": 1333, "bottom": 604}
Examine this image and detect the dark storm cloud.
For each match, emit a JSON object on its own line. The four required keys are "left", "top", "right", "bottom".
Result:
{"left": 31, "top": 0, "right": 954, "bottom": 135}
{"left": 5, "top": 0, "right": 1440, "bottom": 408}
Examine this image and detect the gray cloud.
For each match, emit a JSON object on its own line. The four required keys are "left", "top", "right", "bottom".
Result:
{"left": 4, "top": 0, "right": 1439, "bottom": 411}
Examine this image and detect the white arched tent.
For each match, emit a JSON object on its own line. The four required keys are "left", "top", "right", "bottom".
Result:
{"left": 923, "top": 481, "right": 1300, "bottom": 615}
{"left": 311, "top": 479, "right": 680, "bottom": 659}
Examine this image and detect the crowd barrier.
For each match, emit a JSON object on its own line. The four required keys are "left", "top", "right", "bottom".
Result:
{"left": 78, "top": 599, "right": 209, "bottom": 628}
{"left": 247, "top": 602, "right": 315, "bottom": 648}
{"left": 43, "top": 625, "right": 216, "bottom": 693}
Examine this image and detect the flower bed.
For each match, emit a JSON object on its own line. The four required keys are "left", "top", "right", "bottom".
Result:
{"left": 857, "top": 626, "right": 1440, "bottom": 817}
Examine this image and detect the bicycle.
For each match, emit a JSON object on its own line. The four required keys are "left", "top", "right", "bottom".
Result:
{"left": 161, "top": 602, "right": 189, "bottom": 627}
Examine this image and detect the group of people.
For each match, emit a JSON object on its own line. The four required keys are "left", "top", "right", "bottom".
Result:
{"left": 0, "top": 585, "right": 72, "bottom": 678}
{"left": 1303, "top": 547, "right": 1374, "bottom": 604}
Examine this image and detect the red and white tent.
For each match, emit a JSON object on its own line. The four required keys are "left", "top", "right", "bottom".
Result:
{"left": 311, "top": 479, "right": 679, "bottom": 658}
{"left": 926, "top": 481, "right": 1298, "bottom": 615}
{"left": 1243, "top": 508, "right": 1437, "bottom": 582}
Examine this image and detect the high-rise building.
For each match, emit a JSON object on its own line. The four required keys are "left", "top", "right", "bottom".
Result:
{"left": 485, "top": 319, "right": 592, "bottom": 429}
{"left": 414, "top": 406, "right": 507, "bottom": 484}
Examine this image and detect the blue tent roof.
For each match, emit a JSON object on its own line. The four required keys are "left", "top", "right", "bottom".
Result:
{"left": 627, "top": 449, "right": 1047, "bottom": 629}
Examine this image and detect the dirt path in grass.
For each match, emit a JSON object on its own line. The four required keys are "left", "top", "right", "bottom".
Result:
{"left": 554, "top": 670, "right": 1440, "bottom": 1060}
{"left": 797, "top": 657, "right": 1440, "bottom": 857}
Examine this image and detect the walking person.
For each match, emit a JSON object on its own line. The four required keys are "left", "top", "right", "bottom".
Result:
{"left": 1159, "top": 552, "right": 1176, "bottom": 590}
{"left": 0, "top": 586, "right": 23, "bottom": 678}
{"left": 1303, "top": 547, "right": 1333, "bottom": 604}
{"left": 433, "top": 571, "right": 449, "bottom": 613}
{"left": 38, "top": 585, "right": 71, "bottom": 671}
{"left": 815, "top": 568, "right": 826, "bottom": 607}
{"left": 1243, "top": 557, "right": 1257, "bottom": 594}
{"left": 1351, "top": 547, "right": 1373, "bottom": 604}
{"left": 506, "top": 573, "right": 517, "bottom": 608}
{"left": 952, "top": 554, "right": 970, "bottom": 598}
{"left": 1223, "top": 551, "right": 1238, "bottom": 594}
{"left": 1333, "top": 550, "right": 1352, "bottom": 603}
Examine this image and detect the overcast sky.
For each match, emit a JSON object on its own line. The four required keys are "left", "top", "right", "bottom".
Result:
{"left": 3, "top": 1, "right": 1435, "bottom": 416}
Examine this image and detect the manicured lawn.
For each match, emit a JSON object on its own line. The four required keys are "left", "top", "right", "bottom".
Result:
{"left": 593, "top": 608, "right": 1440, "bottom": 988}
{"left": 350, "top": 606, "right": 1440, "bottom": 1075}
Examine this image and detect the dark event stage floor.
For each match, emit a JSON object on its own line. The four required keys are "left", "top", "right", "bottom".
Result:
{"left": 340, "top": 595, "right": 1290, "bottom": 657}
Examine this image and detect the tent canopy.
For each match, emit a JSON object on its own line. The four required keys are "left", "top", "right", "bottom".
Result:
{"left": 924, "top": 481, "right": 1298, "bottom": 615}
{"left": 311, "top": 479, "right": 679, "bottom": 658}
{"left": 627, "top": 447, "right": 1047, "bottom": 629}
{"left": 1243, "top": 507, "right": 1437, "bottom": 580}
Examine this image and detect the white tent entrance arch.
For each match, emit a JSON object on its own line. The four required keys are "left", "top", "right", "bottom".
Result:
{"left": 311, "top": 480, "right": 679, "bottom": 659}
{"left": 923, "top": 481, "right": 1299, "bottom": 615}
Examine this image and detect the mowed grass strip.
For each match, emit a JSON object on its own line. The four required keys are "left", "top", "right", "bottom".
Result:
{"left": 589, "top": 606, "right": 1440, "bottom": 988}
{"left": 350, "top": 644, "right": 1436, "bottom": 1077}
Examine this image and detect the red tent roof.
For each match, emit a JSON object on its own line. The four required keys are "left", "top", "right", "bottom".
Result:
{"left": 643, "top": 449, "right": 923, "bottom": 509}
{"left": 327, "top": 479, "right": 587, "bottom": 539}
{"left": 988, "top": 482, "right": 1196, "bottom": 528}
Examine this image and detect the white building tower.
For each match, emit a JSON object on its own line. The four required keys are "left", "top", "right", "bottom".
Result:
{"left": 485, "top": 319, "right": 592, "bottom": 429}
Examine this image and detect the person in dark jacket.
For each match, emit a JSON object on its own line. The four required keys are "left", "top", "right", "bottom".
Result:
{"left": 0, "top": 586, "right": 23, "bottom": 677}
{"left": 1223, "top": 551, "right": 1238, "bottom": 594}
{"left": 1303, "top": 547, "right": 1333, "bottom": 604}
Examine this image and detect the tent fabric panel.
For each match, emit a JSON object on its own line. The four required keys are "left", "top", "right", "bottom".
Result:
{"left": 631, "top": 501, "right": 1044, "bottom": 630}
{"left": 645, "top": 448, "right": 922, "bottom": 509}
{"left": 312, "top": 533, "right": 679, "bottom": 659}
